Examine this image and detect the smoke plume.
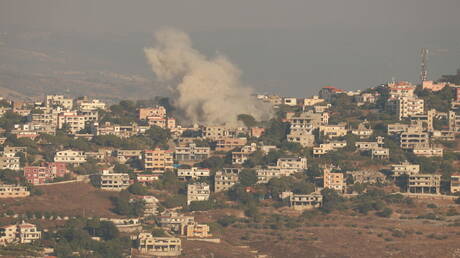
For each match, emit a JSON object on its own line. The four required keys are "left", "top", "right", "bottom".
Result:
{"left": 144, "top": 28, "right": 271, "bottom": 126}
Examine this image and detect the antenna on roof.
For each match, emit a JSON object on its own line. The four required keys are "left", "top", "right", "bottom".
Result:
{"left": 420, "top": 48, "right": 429, "bottom": 82}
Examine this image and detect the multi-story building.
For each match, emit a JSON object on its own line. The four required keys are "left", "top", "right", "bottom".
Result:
{"left": 92, "top": 122, "right": 150, "bottom": 138}
{"left": 75, "top": 97, "right": 106, "bottom": 111}
{"left": 0, "top": 221, "right": 41, "bottom": 246}
{"left": 290, "top": 193, "right": 323, "bottom": 210}
{"left": 143, "top": 149, "right": 174, "bottom": 172}
{"left": 391, "top": 162, "right": 420, "bottom": 177}
{"left": 412, "top": 146, "right": 443, "bottom": 157}
{"left": 98, "top": 170, "right": 130, "bottom": 191}
{"left": 177, "top": 167, "right": 210, "bottom": 180}
{"left": 451, "top": 174, "right": 460, "bottom": 194}
{"left": 0, "top": 185, "right": 30, "bottom": 198}
{"left": 288, "top": 111, "right": 329, "bottom": 131}
{"left": 400, "top": 128, "right": 429, "bottom": 150}
{"left": 387, "top": 81, "right": 416, "bottom": 99}
{"left": 396, "top": 97, "right": 424, "bottom": 120}
{"left": 319, "top": 124, "right": 348, "bottom": 138}
{"left": 323, "top": 168, "right": 345, "bottom": 193}
{"left": 215, "top": 137, "right": 247, "bottom": 152}
{"left": 116, "top": 149, "right": 143, "bottom": 164}
{"left": 387, "top": 123, "right": 411, "bottom": 135}
{"left": 214, "top": 170, "right": 239, "bottom": 192}
{"left": 181, "top": 223, "right": 211, "bottom": 238}
{"left": 303, "top": 96, "right": 325, "bottom": 106}
{"left": 256, "top": 168, "right": 295, "bottom": 184}
{"left": 355, "top": 136, "right": 384, "bottom": 151}
{"left": 312, "top": 141, "right": 347, "bottom": 157}
{"left": 0, "top": 156, "right": 20, "bottom": 170}
{"left": 407, "top": 174, "right": 441, "bottom": 194}
{"left": 137, "top": 234, "right": 182, "bottom": 256}
{"left": 187, "top": 182, "right": 210, "bottom": 205}
{"left": 138, "top": 106, "right": 167, "bottom": 120}
{"left": 231, "top": 143, "right": 257, "bottom": 165}
{"left": 156, "top": 211, "right": 195, "bottom": 233}
{"left": 319, "top": 86, "right": 346, "bottom": 102}
{"left": 54, "top": 150, "right": 86, "bottom": 164}
{"left": 202, "top": 126, "right": 229, "bottom": 139}
{"left": 287, "top": 129, "right": 315, "bottom": 147}
{"left": 24, "top": 162, "right": 68, "bottom": 185}
{"left": 276, "top": 157, "right": 307, "bottom": 172}
{"left": 45, "top": 95, "right": 73, "bottom": 110}
{"left": 175, "top": 143, "right": 210, "bottom": 162}
{"left": 346, "top": 170, "right": 385, "bottom": 184}
{"left": 351, "top": 121, "right": 373, "bottom": 138}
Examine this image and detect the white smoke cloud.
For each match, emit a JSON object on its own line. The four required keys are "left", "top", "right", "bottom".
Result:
{"left": 144, "top": 28, "right": 272, "bottom": 126}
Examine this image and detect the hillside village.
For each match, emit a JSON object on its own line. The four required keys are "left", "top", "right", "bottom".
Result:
{"left": 2, "top": 70, "right": 460, "bottom": 257}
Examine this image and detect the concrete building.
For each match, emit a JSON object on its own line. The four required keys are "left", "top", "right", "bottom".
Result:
{"left": 407, "top": 174, "right": 441, "bottom": 194}
{"left": 289, "top": 193, "right": 323, "bottom": 210}
{"left": 116, "top": 149, "right": 142, "bottom": 164}
{"left": 182, "top": 223, "right": 211, "bottom": 238}
{"left": 177, "top": 167, "right": 210, "bottom": 180}
{"left": 319, "top": 86, "right": 346, "bottom": 102}
{"left": 288, "top": 111, "right": 329, "bottom": 131}
{"left": 137, "top": 234, "right": 182, "bottom": 256}
{"left": 203, "top": 126, "right": 229, "bottom": 139}
{"left": 400, "top": 128, "right": 429, "bottom": 150}
{"left": 387, "top": 81, "right": 416, "bottom": 99}
{"left": 187, "top": 182, "right": 210, "bottom": 205}
{"left": 413, "top": 146, "right": 443, "bottom": 157}
{"left": 371, "top": 148, "right": 390, "bottom": 160}
{"left": 313, "top": 141, "right": 347, "bottom": 157}
{"left": 157, "top": 211, "right": 195, "bottom": 233}
{"left": 323, "top": 168, "right": 345, "bottom": 193}
{"left": 98, "top": 170, "right": 130, "bottom": 191}
{"left": 138, "top": 106, "right": 167, "bottom": 120}
{"left": 256, "top": 168, "right": 295, "bottom": 184}
{"left": 303, "top": 96, "right": 325, "bottom": 106}
{"left": 24, "top": 162, "right": 68, "bottom": 185}
{"left": 175, "top": 143, "right": 210, "bottom": 162}
{"left": 355, "top": 136, "right": 384, "bottom": 151}
{"left": 396, "top": 97, "right": 424, "bottom": 120}
{"left": 450, "top": 174, "right": 460, "bottom": 194}
{"left": 54, "top": 150, "right": 86, "bottom": 164}
{"left": 215, "top": 137, "right": 247, "bottom": 152}
{"left": 277, "top": 157, "right": 307, "bottom": 172}
{"left": 45, "top": 95, "right": 73, "bottom": 110}
{"left": 143, "top": 149, "right": 173, "bottom": 172}
{"left": 0, "top": 185, "right": 30, "bottom": 198}
{"left": 75, "top": 97, "right": 106, "bottom": 111}
{"left": 0, "top": 156, "right": 20, "bottom": 170}
{"left": 214, "top": 170, "right": 239, "bottom": 192}
{"left": 231, "top": 143, "right": 257, "bottom": 165}
{"left": 287, "top": 129, "right": 315, "bottom": 147}
{"left": 346, "top": 170, "right": 385, "bottom": 184}
{"left": 319, "top": 124, "right": 348, "bottom": 138}
{"left": 0, "top": 221, "right": 41, "bottom": 246}
{"left": 351, "top": 121, "right": 373, "bottom": 138}
{"left": 391, "top": 162, "right": 420, "bottom": 177}
{"left": 387, "top": 123, "right": 411, "bottom": 135}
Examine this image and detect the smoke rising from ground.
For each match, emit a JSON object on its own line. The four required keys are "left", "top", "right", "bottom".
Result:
{"left": 144, "top": 28, "right": 271, "bottom": 126}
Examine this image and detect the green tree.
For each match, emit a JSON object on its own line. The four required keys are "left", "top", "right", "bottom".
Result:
{"left": 239, "top": 169, "right": 258, "bottom": 187}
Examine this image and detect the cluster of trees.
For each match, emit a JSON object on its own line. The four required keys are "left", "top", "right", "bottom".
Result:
{"left": 111, "top": 191, "right": 145, "bottom": 217}
{"left": 51, "top": 218, "right": 129, "bottom": 258}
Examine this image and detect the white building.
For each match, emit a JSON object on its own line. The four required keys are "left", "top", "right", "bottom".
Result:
{"left": 177, "top": 167, "right": 210, "bottom": 180}
{"left": 54, "top": 150, "right": 86, "bottom": 164}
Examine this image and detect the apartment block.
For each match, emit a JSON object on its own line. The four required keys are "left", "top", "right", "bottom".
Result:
{"left": 215, "top": 137, "right": 247, "bottom": 152}
{"left": 175, "top": 143, "right": 210, "bottom": 162}
{"left": 177, "top": 167, "right": 210, "bottom": 180}
{"left": 256, "top": 168, "right": 295, "bottom": 184}
{"left": 276, "top": 157, "right": 307, "bottom": 172}
{"left": 413, "top": 146, "right": 443, "bottom": 157}
{"left": 396, "top": 97, "right": 424, "bottom": 120}
{"left": 323, "top": 168, "right": 345, "bottom": 193}
{"left": 0, "top": 156, "right": 20, "bottom": 170}
{"left": 143, "top": 149, "right": 173, "bottom": 172}
{"left": 187, "top": 182, "right": 210, "bottom": 205}
{"left": 182, "top": 223, "right": 211, "bottom": 238}
{"left": 203, "top": 126, "right": 229, "bottom": 139}
{"left": 45, "top": 95, "right": 73, "bottom": 110}
{"left": 319, "top": 124, "right": 347, "bottom": 138}
{"left": 371, "top": 148, "right": 390, "bottom": 160}
{"left": 391, "top": 162, "right": 420, "bottom": 177}
{"left": 138, "top": 106, "right": 167, "bottom": 120}
{"left": 75, "top": 97, "right": 106, "bottom": 111}
{"left": 98, "top": 170, "right": 130, "bottom": 191}
{"left": 24, "top": 162, "right": 68, "bottom": 185}
{"left": 287, "top": 129, "right": 315, "bottom": 147}
{"left": 407, "top": 174, "right": 441, "bottom": 194}
{"left": 400, "top": 128, "right": 429, "bottom": 150}
{"left": 214, "top": 170, "right": 239, "bottom": 192}
{"left": 54, "top": 150, "right": 86, "bottom": 164}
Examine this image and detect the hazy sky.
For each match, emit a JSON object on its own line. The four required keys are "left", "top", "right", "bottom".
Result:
{"left": 1, "top": 0, "right": 460, "bottom": 96}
